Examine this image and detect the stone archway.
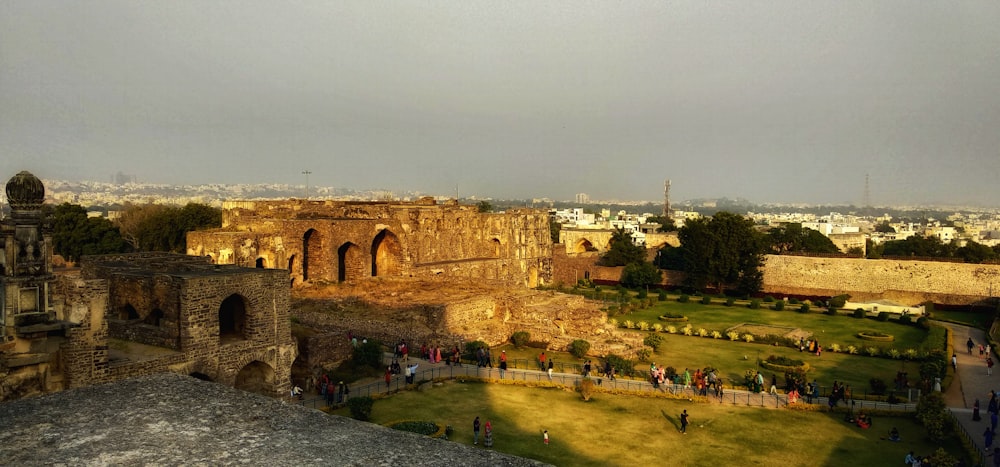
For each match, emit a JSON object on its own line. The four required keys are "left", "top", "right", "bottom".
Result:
{"left": 119, "top": 304, "right": 139, "bottom": 320}
{"left": 371, "top": 229, "right": 402, "bottom": 277}
{"left": 234, "top": 360, "right": 275, "bottom": 396}
{"left": 219, "top": 294, "right": 248, "bottom": 343}
{"left": 145, "top": 308, "right": 164, "bottom": 327}
{"left": 491, "top": 238, "right": 502, "bottom": 257}
{"left": 255, "top": 257, "right": 266, "bottom": 268}
{"left": 303, "top": 229, "right": 323, "bottom": 282}
{"left": 338, "top": 242, "right": 365, "bottom": 282}
{"left": 573, "top": 238, "right": 595, "bottom": 254}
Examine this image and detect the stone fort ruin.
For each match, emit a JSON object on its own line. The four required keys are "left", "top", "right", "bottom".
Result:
{"left": 0, "top": 171, "right": 295, "bottom": 401}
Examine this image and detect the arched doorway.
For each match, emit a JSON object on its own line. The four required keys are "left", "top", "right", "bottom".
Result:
{"left": 145, "top": 308, "right": 164, "bottom": 327}
{"left": 255, "top": 257, "right": 266, "bottom": 268}
{"left": 219, "top": 294, "right": 248, "bottom": 343}
{"left": 491, "top": 238, "right": 502, "bottom": 257}
{"left": 190, "top": 372, "right": 213, "bottom": 381}
{"left": 119, "top": 304, "right": 139, "bottom": 320}
{"left": 371, "top": 229, "right": 401, "bottom": 277}
{"left": 302, "top": 229, "right": 322, "bottom": 282}
{"left": 234, "top": 360, "right": 275, "bottom": 396}
{"left": 573, "top": 238, "right": 595, "bottom": 254}
{"left": 338, "top": 242, "right": 364, "bottom": 282}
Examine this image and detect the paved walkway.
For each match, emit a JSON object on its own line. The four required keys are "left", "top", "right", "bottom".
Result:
{"left": 937, "top": 321, "right": 995, "bottom": 464}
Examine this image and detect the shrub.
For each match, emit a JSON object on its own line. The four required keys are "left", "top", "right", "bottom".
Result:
{"left": 830, "top": 343, "right": 841, "bottom": 353}
{"left": 643, "top": 333, "right": 663, "bottom": 351}
{"left": 711, "top": 330, "right": 723, "bottom": 339}
{"left": 605, "top": 354, "right": 639, "bottom": 378}
{"left": 651, "top": 323, "right": 663, "bottom": 333}
{"left": 788, "top": 297, "right": 800, "bottom": 305}
{"left": 623, "top": 320, "right": 634, "bottom": 329}
{"left": 828, "top": 294, "right": 849, "bottom": 309}
{"left": 898, "top": 315, "right": 912, "bottom": 325}
{"left": 727, "top": 331, "right": 740, "bottom": 341}
{"left": 865, "top": 346, "right": 880, "bottom": 357}
{"left": 657, "top": 290, "right": 667, "bottom": 301}
{"left": 763, "top": 296, "right": 775, "bottom": 302}
{"left": 772, "top": 301, "right": 785, "bottom": 311}
{"left": 678, "top": 294, "right": 690, "bottom": 303}
{"left": 510, "top": 331, "right": 530, "bottom": 348}
{"left": 846, "top": 345, "right": 858, "bottom": 355}
{"left": 916, "top": 316, "right": 931, "bottom": 330}
{"left": 700, "top": 295, "right": 712, "bottom": 305}
{"left": 607, "top": 318, "right": 618, "bottom": 328}
{"left": 869, "top": 378, "right": 887, "bottom": 396}
{"left": 749, "top": 299, "right": 761, "bottom": 309}
{"left": 916, "top": 392, "right": 948, "bottom": 441}
{"left": 798, "top": 303, "right": 810, "bottom": 313}
{"left": 682, "top": 325, "right": 693, "bottom": 336}
{"left": 824, "top": 307, "right": 838, "bottom": 316}
{"left": 876, "top": 312, "right": 890, "bottom": 322}
{"left": 725, "top": 297, "right": 735, "bottom": 307}
{"left": 352, "top": 339, "right": 384, "bottom": 370}
{"left": 852, "top": 308, "right": 866, "bottom": 319}
{"left": 569, "top": 339, "right": 591, "bottom": 358}
{"left": 743, "top": 334, "right": 754, "bottom": 343}
{"left": 347, "top": 396, "right": 374, "bottom": 421}
{"left": 637, "top": 288, "right": 648, "bottom": 299}
{"left": 463, "top": 340, "right": 490, "bottom": 361}
{"left": 904, "top": 348, "right": 919, "bottom": 360}
{"left": 638, "top": 321, "right": 651, "bottom": 331}
{"left": 636, "top": 348, "right": 652, "bottom": 362}
{"left": 766, "top": 355, "right": 805, "bottom": 367}
{"left": 698, "top": 328, "right": 709, "bottom": 337}
{"left": 578, "top": 377, "right": 596, "bottom": 401}
{"left": 887, "top": 348, "right": 901, "bottom": 359}
{"left": 667, "top": 326, "right": 677, "bottom": 334}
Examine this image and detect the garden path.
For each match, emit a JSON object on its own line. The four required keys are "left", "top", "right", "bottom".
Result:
{"left": 938, "top": 321, "right": 994, "bottom": 462}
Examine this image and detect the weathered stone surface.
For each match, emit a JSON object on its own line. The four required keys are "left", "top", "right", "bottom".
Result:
{"left": 0, "top": 373, "right": 544, "bottom": 466}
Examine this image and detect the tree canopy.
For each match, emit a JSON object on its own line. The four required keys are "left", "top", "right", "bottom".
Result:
{"left": 672, "top": 211, "right": 764, "bottom": 295}
{"left": 50, "top": 203, "right": 130, "bottom": 263}
{"left": 644, "top": 215, "right": 677, "bottom": 232}
{"left": 597, "top": 227, "right": 646, "bottom": 267}
{"left": 115, "top": 203, "right": 221, "bottom": 253}
{"left": 765, "top": 223, "right": 840, "bottom": 254}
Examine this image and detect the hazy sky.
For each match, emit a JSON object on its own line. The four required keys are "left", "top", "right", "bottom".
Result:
{"left": 3, "top": 2, "right": 999, "bottom": 206}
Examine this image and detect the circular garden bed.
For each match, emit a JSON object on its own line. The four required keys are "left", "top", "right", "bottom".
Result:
{"left": 386, "top": 420, "right": 448, "bottom": 438}
{"left": 658, "top": 313, "right": 689, "bottom": 323}
{"left": 759, "top": 355, "right": 810, "bottom": 373}
{"left": 857, "top": 331, "right": 894, "bottom": 342}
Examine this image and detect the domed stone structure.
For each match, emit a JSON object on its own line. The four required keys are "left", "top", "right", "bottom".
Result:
{"left": 5, "top": 170, "right": 45, "bottom": 210}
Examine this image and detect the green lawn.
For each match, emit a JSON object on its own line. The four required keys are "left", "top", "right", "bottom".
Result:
{"left": 331, "top": 381, "right": 965, "bottom": 466}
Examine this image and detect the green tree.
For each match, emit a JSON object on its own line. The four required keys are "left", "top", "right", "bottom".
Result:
{"left": 677, "top": 211, "right": 764, "bottom": 295}
{"left": 881, "top": 234, "right": 954, "bottom": 258}
{"left": 476, "top": 201, "right": 493, "bottom": 213}
{"left": 956, "top": 239, "right": 996, "bottom": 263}
{"left": 620, "top": 262, "right": 662, "bottom": 289}
{"left": 645, "top": 215, "right": 677, "bottom": 232}
{"left": 50, "top": 203, "right": 131, "bottom": 263}
{"left": 915, "top": 391, "right": 948, "bottom": 441}
{"left": 549, "top": 218, "right": 562, "bottom": 244}
{"left": 874, "top": 221, "right": 896, "bottom": 233}
{"left": 766, "top": 223, "right": 839, "bottom": 254}
{"left": 118, "top": 203, "right": 221, "bottom": 253}
{"left": 597, "top": 227, "right": 646, "bottom": 267}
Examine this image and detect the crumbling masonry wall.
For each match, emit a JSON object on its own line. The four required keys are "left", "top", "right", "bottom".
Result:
{"left": 187, "top": 199, "right": 553, "bottom": 288}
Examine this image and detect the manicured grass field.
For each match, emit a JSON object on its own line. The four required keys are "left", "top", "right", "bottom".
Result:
{"left": 330, "top": 381, "right": 963, "bottom": 466}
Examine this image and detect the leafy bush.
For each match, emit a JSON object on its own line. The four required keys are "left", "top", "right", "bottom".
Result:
{"left": 569, "top": 339, "right": 591, "bottom": 358}
{"left": 727, "top": 331, "right": 740, "bottom": 341}
{"left": 637, "top": 288, "right": 648, "bottom": 299}
{"left": 916, "top": 392, "right": 948, "bottom": 441}
{"left": 643, "top": 333, "right": 663, "bottom": 351}
{"left": 916, "top": 316, "right": 931, "bottom": 330}
{"left": 725, "top": 297, "right": 735, "bottom": 307}
{"left": 352, "top": 339, "right": 384, "bottom": 370}
{"left": 788, "top": 297, "right": 800, "bottom": 305}
{"left": 876, "top": 312, "right": 890, "bottom": 322}
{"left": 636, "top": 348, "right": 652, "bottom": 362}
{"left": 824, "top": 306, "right": 837, "bottom": 316}
{"left": 828, "top": 294, "right": 849, "bottom": 309}
{"left": 749, "top": 299, "right": 761, "bottom": 309}
{"left": 711, "top": 330, "right": 723, "bottom": 339}
{"left": 578, "top": 377, "right": 595, "bottom": 401}
{"left": 743, "top": 334, "right": 754, "bottom": 343}
{"left": 638, "top": 321, "right": 650, "bottom": 331}
{"left": 772, "top": 301, "right": 785, "bottom": 311}
{"left": 605, "top": 354, "right": 639, "bottom": 377}
{"left": 657, "top": 290, "right": 667, "bottom": 301}
{"left": 510, "top": 331, "right": 530, "bottom": 348}
{"left": 651, "top": 323, "right": 663, "bottom": 332}
{"left": 798, "top": 303, "right": 810, "bottom": 313}
{"left": 700, "top": 295, "right": 712, "bottom": 305}
{"left": 347, "top": 396, "right": 374, "bottom": 421}
{"left": 852, "top": 308, "right": 866, "bottom": 319}
{"left": 898, "top": 315, "right": 912, "bottom": 325}
{"left": 763, "top": 296, "right": 775, "bottom": 303}
{"left": 678, "top": 294, "right": 690, "bottom": 303}
{"left": 869, "top": 378, "right": 887, "bottom": 396}
{"left": 463, "top": 340, "right": 490, "bottom": 361}
{"left": 766, "top": 355, "right": 805, "bottom": 367}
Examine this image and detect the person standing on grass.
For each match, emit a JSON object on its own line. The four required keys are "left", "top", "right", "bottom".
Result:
{"left": 484, "top": 420, "right": 494, "bottom": 448}
{"left": 679, "top": 409, "right": 689, "bottom": 434}
{"left": 384, "top": 366, "right": 392, "bottom": 391}
{"left": 543, "top": 430, "right": 549, "bottom": 445}
{"left": 473, "top": 416, "right": 481, "bottom": 445}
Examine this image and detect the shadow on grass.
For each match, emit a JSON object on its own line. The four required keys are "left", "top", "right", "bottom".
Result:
{"left": 661, "top": 409, "right": 681, "bottom": 431}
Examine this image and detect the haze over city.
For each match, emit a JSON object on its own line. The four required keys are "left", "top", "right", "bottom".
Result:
{"left": 3, "top": 2, "right": 999, "bottom": 206}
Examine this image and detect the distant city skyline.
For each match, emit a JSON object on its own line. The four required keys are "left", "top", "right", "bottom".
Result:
{"left": 3, "top": 2, "right": 999, "bottom": 207}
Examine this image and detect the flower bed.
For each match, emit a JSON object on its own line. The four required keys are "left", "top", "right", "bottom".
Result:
{"left": 386, "top": 420, "right": 447, "bottom": 438}
{"left": 857, "top": 331, "right": 895, "bottom": 342}
{"left": 657, "top": 314, "right": 689, "bottom": 323}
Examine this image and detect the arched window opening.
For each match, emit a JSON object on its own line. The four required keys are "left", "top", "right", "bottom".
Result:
{"left": 219, "top": 294, "right": 248, "bottom": 342}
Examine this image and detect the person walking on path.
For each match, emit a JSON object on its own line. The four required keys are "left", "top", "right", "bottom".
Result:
{"left": 986, "top": 427, "right": 995, "bottom": 449}
{"left": 547, "top": 360, "right": 554, "bottom": 381}
{"left": 989, "top": 356, "right": 995, "bottom": 376}
{"left": 384, "top": 366, "right": 392, "bottom": 391}
{"left": 969, "top": 337, "right": 976, "bottom": 355}
{"left": 953, "top": 353, "right": 959, "bottom": 371}
{"left": 679, "top": 409, "right": 689, "bottom": 434}
{"left": 473, "top": 416, "right": 481, "bottom": 445}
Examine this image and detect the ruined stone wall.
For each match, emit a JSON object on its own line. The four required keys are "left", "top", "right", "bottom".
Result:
{"left": 52, "top": 274, "right": 110, "bottom": 390}
{"left": 188, "top": 200, "right": 553, "bottom": 288}
{"left": 180, "top": 271, "right": 296, "bottom": 395}
{"left": 552, "top": 249, "right": 1000, "bottom": 305}
{"left": 762, "top": 255, "right": 1000, "bottom": 305}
